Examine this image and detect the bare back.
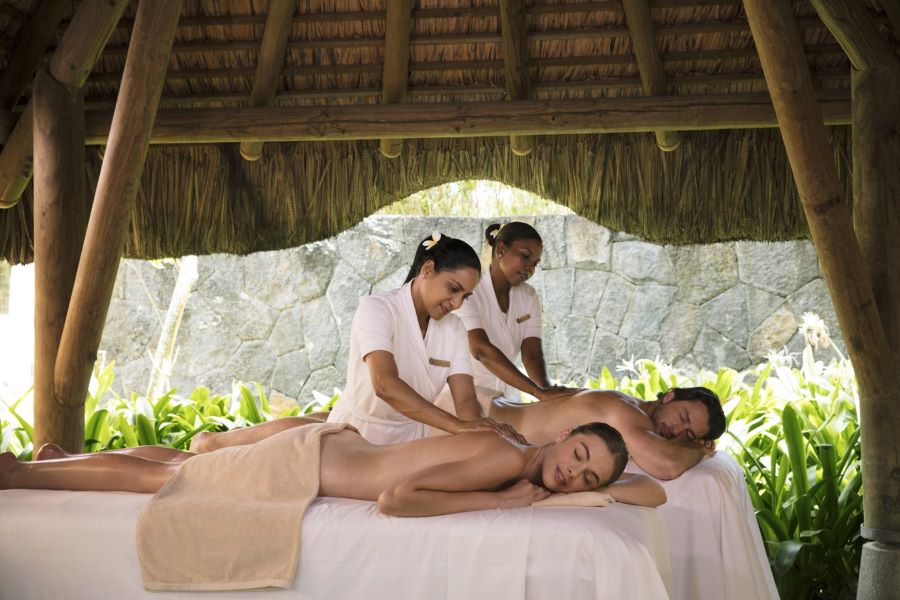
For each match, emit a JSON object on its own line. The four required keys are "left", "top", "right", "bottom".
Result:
{"left": 489, "top": 390, "right": 651, "bottom": 444}
{"left": 318, "top": 430, "right": 524, "bottom": 500}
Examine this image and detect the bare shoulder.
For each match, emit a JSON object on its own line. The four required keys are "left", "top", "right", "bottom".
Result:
{"left": 452, "top": 432, "right": 528, "bottom": 470}
{"left": 570, "top": 390, "right": 650, "bottom": 428}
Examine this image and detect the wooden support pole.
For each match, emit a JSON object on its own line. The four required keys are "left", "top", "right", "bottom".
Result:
{"left": 77, "top": 91, "right": 852, "bottom": 144}
{"left": 378, "top": 0, "right": 413, "bottom": 158}
{"left": 499, "top": 0, "right": 534, "bottom": 156}
{"left": 623, "top": 0, "right": 681, "bottom": 151}
{"left": 810, "top": 0, "right": 897, "bottom": 70}
{"left": 744, "top": 0, "right": 900, "bottom": 541}
{"left": 32, "top": 70, "right": 89, "bottom": 452}
{"left": 239, "top": 0, "right": 296, "bottom": 161}
{"left": 0, "top": 0, "right": 69, "bottom": 110}
{"left": 0, "top": 0, "right": 128, "bottom": 209}
{"left": 877, "top": 0, "right": 900, "bottom": 39}
{"left": 53, "top": 1, "right": 181, "bottom": 431}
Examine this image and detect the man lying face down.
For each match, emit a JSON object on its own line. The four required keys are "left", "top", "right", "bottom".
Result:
{"left": 2, "top": 421, "right": 666, "bottom": 517}
{"left": 488, "top": 386, "right": 727, "bottom": 480}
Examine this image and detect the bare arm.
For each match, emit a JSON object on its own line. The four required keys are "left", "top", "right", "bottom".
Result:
{"left": 468, "top": 329, "right": 545, "bottom": 397}
{"left": 366, "top": 350, "right": 465, "bottom": 433}
{"left": 377, "top": 442, "right": 548, "bottom": 517}
{"left": 623, "top": 426, "right": 711, "bottom": 480}
{"left": 520, "top": 336, "right": 551, "bottom": 389}
{"left": 446, "top": 372, "right": 484, "bottom": 421}
{"left": 602, "top": 473, "right": 667, "bottom": 507}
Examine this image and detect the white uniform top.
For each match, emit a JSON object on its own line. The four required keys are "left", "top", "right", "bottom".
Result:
{"left": 327, "top": 282, "right": 473, "bottom": 445}
{"left": 454, "top": 272, "right": 543, "bottom": 401}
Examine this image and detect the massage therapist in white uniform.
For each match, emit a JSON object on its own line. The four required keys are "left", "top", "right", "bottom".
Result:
{"left": 325, "top": 232, "right": 525, "bottom": 445}
{"left": 451, "top": 222, "right": 577, "bottom": 407}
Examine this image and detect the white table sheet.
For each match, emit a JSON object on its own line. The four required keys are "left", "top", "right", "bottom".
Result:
{"left": 0, "top": 489, "right": 671, "bottom": 599}
{"left": 626, "top": 451, "right": 780, "bottom": 600}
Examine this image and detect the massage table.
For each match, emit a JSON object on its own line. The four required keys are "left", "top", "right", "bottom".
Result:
{"left": 627, "top": 451, "right": 781, "bottom": 600}
{"left": 0, "top": 489, "right": 671, "bottom": 599}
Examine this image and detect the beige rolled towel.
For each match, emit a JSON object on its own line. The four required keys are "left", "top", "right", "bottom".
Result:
{"left": 137, "top": 421, "right": 351, "bottom": 591}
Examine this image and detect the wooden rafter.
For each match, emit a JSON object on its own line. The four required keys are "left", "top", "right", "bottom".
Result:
{"left": 239, "top": 0, "right": 297, "bottom": 162}
{"left": 0, "top": 0, "right": 69, "bottom": 110}
{"left": 378, "top": 0, "right": 413, "bottom": 159}
{"left": 878, "top": 0, "right": 900, "bottom": 38}
{"left": 744, "top": 0, "right": 900, "bottom": 543}
{"left": 0, "top": 0, "right": 128, "bottom": 209}
{"left": 499, "top": 0, "right": 534, "bottom": 156}
{"left": 74, "top": 92, "right": 851, "bottom": 145}
{"left": 811, "top": 0, "right": 897, "bottom": 70}
{"left": 623, "top": 0, "right": 680, "bottom": 151}
{"left": 49, "top": 0, "right": 181, "bottom": 448}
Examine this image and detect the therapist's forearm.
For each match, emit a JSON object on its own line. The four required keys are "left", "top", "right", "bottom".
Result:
{"left": 373, "top": 374, "right": 462, "bottom": 432}
{"left": 472, "top": 344, "right": 543, "bottom": 396}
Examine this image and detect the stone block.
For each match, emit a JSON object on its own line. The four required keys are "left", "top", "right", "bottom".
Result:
{"left": 372, "top": 266, "right": 409, "bottom": 295}
{"left": 301, "top": 297, "right": 339, "bottom": 370}
{"left": 619, "top": 285, "right": 677, "bottom": 340}
{"left": 541, "top": 320, "right": 558, "bottom": 363}
{"left": 747, "top": 303, "right": 798, "bottom": 361}
{"left": 627, "top": 339, "right": 662, "bottom": 361}
{"left": 611, "top": 241, "right": 675, "bottom": 285}
{"left": 571, "top": 271, "right": 609, "bottom": 318}
{"left": 197, "top": 254, "right": 244, "bottom": 302}
{"left": 555, "top": 316, "right": 596, "bottom": 372}
{"left": 700, "top": 284, "right": 749, "bottom": 346}
{"left": 243, "top": 249, "right": 302, "bottom": 310}
{"left": 786, "top": 278, "right": 845, "bottom": 355}
{"left": 747, "top": 286, "right": 785, "bottom": 332}
{"left": 218, "top": 292, "right": 276, "bottom": 341}
{"left": 101, "top": 299, "right": 158, "bottom": 365}
{"left": 658, "top": 302, "right": 701, "bottom": 360}
{"left": 587, "top": 332, "right": 627, "bottom": 376}
{"left": 269, "top": 348, "right": 312, "bottom": 399}
{"left": 534, "top": 216, "right": 566, "bottom": 269}
{"left": 293, "top": 240, "right": 339, "bottom": 302}
{"left": 736, "top": 240, "right": 820, "bottom": 295}
{"left": 299, "top": 366, "right": 345, "bottom": 406}
{"left": 565, "top": 216, "right": 612, "bottom": 269}
{"left": 326, "top": 261, "right": 371, "bottom": 335}
{"left": 335, "top": 224, "right": 404, "bottom": 285}
{"left": 226, "top": 340, "right": 276, "bottom": 386}
{"left": 270, "top": 303, "right": 305, "bottom": 357}
{"left": 673, "top": 243, "right": 738, "bottom": 304}
{"left": 595, "top": 273, "right": 635, "bottom": 333}
{"left": 541, "top": 268, "right": 575, "bottom": 325}
{"left": 122, "top": 259, "right": 177, "bottom": 305}
{"left": 692, "top": 326, "right": 751, "bottom": 371}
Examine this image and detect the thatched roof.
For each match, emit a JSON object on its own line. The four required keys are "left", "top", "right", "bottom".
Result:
{"left": 0, "top": 0, "right": 896, "bottom": 263}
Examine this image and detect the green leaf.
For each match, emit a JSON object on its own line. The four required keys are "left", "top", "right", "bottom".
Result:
{"left": 117, "top": 414, "right": 139, "bottom": 448}
{"left": 84, "top": 409, "right": 109, "bottom": 452}
{"left": 773, "top": 540, "right": 807, "bottom": 576}
{"left": 135, "top": 414, "right": 158, "bottom": 445}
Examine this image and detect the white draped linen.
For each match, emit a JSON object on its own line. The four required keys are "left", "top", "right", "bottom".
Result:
{"left": 0, "top": 490, "right": 671, "bottom": 599}
{"left": 627, "top": 451, "right": 780, "bottom": 600}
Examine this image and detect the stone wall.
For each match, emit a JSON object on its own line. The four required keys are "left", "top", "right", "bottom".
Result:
{"left": 100, "top": 215, "right": 843, "bottom": 404}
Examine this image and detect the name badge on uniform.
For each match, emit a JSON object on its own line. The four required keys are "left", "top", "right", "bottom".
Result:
{"left": 429, "top": 357, "right": 451, "bottom": 368}
{"left": 516, "top": 313, "right": 531, "bottom": 324}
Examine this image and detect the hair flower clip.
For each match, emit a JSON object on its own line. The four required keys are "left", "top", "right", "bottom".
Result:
{"left": 489, "top": 225, "right": 503, "bottom": 239}
{"left": 422, "top": 231, "right": 442, "bottom": 250}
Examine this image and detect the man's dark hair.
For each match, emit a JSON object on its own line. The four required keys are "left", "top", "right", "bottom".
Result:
{"left": 569, "top": 422, "right": 628, "bottom": 487}
{"left": 656, "top": 386, "right": 726, "bottom": 441}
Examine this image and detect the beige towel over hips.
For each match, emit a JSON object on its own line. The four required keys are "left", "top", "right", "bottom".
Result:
{"left": 137, "top": 421, "right": 352, "bottom": 591}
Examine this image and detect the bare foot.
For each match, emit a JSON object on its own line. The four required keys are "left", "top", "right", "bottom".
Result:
{"left": 35, "top": 443, "right": 68, "bottom": 461}
{"left": 189, "top": 431, "right": 214, "bottom": 453}
{"left": 0, "top": 452, "right": 19, "bottom": 489}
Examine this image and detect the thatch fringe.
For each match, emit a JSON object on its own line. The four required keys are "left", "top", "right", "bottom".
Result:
{"left": 0, "top": 128, "right": 851, "bottom": 264}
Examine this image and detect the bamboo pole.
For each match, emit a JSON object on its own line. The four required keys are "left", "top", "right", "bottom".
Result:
{"left": 743, "top": 0, "right": 900, "bottom": 545}
{"left": 0, "top": 0, "right": 128, "bottom": 209}
{"left": 499, "top": 0, "right": 534, "bottom": 156}
{"left": 53, "top": 1, "right": 181, "bottom": 431}
{"left": 378, "top": 0, "right": 413, "bottom": 158}
{"left": 810, "top": 0, "right": 897, "bottom": 70}
{"left": 77, "top": 92, "right": 852, "bottom": 144}
{"left": 239, "top": 0, "right": 296, "bottom": 161}
{"left": 623, "top": 0, "right": 681, "bottom": 151}
{"left": 0, "top": 0, "right": 69, "bottom": 110}
{"left": 32, "top": 70, "right": 89, "bottom": 452}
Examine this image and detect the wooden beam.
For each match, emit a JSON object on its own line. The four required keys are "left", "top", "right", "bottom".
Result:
{"left": 744, "top": 0, "right": 900, "bottom": 542}
{"left": 378, "top": 0, "right": 413, "bottom": 159}
{"left": 0, "top": 0, "right": 69, "bottom": 110}
{"left": 877, "top": 0, "right": 900, "bottom": 39}
{"left": 53, "top": 1, "right": 181, "bottom": 433}
{"left": 75, "top": 92, "right": 851, "bottom": 144}
{"left": 623, "top": 0, "right": 681, "bottom": 151}
{"left": 239, "top": 0, "right": 297, "bottom": 162}
{"left": 499, "top": 0, "right": 534, "bottom": 156}
{"left": 0, "top": 0, "right": 128, "bottom": 209}
{"left": 810, "top": 0, "right": 897, "bottom": 70}
{"left": 32, "top": 70, "right": 89, "bottom": 452}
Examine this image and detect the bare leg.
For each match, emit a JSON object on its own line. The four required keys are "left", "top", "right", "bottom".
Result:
{"left": 0, "top": 450, "right": 178, "bottom": 493}
{"left": 35, "top": 443, "right": 194, "bottom": 463}
{"left": 190, "top": 416, "right": 324, "bottom": 453}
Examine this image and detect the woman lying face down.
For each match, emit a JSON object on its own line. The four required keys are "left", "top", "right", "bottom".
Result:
{"left": 0, "top": 421, "right": 665, "bottom": 517}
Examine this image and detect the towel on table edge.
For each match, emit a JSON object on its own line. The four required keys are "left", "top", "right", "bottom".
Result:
{"left": 137, "top": 421, "right": 352, "bottom": 591}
